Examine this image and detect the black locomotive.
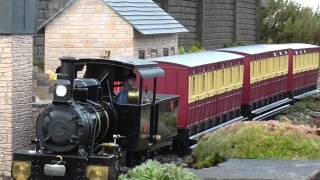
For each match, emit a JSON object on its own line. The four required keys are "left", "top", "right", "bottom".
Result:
{"left": 12, "top": 57, "right": 179, "bottom": 180}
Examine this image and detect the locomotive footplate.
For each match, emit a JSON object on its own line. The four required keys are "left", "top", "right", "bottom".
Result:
{"left": 12, "top": 149, "right": 118, "bottom": 180}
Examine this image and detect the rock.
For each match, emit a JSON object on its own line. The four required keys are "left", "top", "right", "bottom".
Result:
{"left": 191, "top": 159, "right": 320, "bottom": 180}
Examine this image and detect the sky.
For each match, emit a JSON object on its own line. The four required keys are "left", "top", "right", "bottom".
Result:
{"left": 291, "top": 0, "right": 320, "bottom": 11}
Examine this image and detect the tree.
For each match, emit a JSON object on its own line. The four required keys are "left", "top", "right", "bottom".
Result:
{"left": 261, "top": 0, "right": 320, "bottom": 45}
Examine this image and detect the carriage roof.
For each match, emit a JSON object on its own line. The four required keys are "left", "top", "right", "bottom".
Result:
{"left": 151, "top": 51, "right": 244, "bottom": 68}
{"left": 218, "top": 44, "right": 290, "bottom": 55}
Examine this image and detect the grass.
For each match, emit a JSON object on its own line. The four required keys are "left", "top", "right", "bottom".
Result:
{"left": 192, "top": 121, "right": 320, "bottom": 169}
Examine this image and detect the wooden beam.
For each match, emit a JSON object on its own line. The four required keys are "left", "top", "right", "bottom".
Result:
{"left": 234, "top": 0, "right": 238, "bottom": 43}
{"left": 197, "top": 0, "right": 205, "bottom": 45}
{"left": 256, "top": 0, "right": 261, "bottom": 42}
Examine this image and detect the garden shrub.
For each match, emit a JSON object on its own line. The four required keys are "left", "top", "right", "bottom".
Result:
{"left": 179, "top": 42, "right": 205, "bottom": 55}
{"left": 119, "top": 160, "right": 201, "bottom": 180}
{"left": 192, "top": 121, "right": 320, "bottom": 169}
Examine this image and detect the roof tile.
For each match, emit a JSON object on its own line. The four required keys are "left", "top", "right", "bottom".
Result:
{"left": 104, "top": 0, "right": 188, "bottom": 35}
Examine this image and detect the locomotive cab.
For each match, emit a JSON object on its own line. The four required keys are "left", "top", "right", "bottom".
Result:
{"left": 12, "top": 57, "right": 179, "bottom": 179}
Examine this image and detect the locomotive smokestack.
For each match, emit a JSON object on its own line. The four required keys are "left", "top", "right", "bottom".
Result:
{"left": 60, "top": 57, "right": 77, "bottom": 85}
{"left": 53, "top": 57, "right": 78, "bottom": 104}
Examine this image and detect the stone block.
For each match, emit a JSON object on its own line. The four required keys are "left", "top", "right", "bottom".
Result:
{"left": 0, "top": 35, "right": 33, "bottom": 177}
{"left": 192, "top": 159, "right": 320, "bottom": 180}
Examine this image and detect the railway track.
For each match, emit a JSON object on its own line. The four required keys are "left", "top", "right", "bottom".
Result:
{"left": 188, "top": 103, "right": 293, "bottom": 149}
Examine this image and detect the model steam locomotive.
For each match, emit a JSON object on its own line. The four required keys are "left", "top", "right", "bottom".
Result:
{"left": 11, "top": 43, "right": 320, "bottom": 180}
{"left": 12, "top": 57, "right": 179, "bottom": 180}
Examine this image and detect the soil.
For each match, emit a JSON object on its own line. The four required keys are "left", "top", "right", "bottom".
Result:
{"left": 275, "top": 97, "right": 320, "bottom": 128}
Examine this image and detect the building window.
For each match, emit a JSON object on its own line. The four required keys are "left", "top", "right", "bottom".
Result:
{"left": 151, "top": 49, "right": 158, "bottom": 58}
{"left": 171, "top": 47, "right": 175, "bottom": 55}
{"left": 163, "top": 48, "right": 169, "bottom": 56}
{"left": 139, "top": 50, "right": 145, "bottom": 59}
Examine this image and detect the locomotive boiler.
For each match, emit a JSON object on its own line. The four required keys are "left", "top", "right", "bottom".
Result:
{"left": 12, "top": 57, "right": 179, "bottom": 180}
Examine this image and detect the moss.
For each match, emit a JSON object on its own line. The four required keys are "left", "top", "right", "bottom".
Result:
{"left": 192, "top": 121, "right": 320, "bottom": 169}
{"left": 119, "top": 160, "right": 201, "bottom": 180}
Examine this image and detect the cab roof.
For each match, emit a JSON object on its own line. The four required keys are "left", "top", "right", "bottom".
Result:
{"left": 59, "top": 57, "right": 165, "bottom": 79}
{"left": 151, "top": 51, "right": 244, "bottom": 68}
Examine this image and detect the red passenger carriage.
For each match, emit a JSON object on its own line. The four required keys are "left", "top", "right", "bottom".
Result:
{"left": 275, "top": 43, "right": 320, "bottom": 99}
{"left": 219, "top": 45, "right": 293, "bottom": 118}
{"left": 147, "top": 51, "right": 245, "bottom": 136}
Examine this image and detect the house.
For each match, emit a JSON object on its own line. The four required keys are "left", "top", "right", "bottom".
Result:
{"left": 34, "top": 0, "right": 263, "bottom": 67}
{"left": 39, "top": 0, "right": 187, "bottom": 72}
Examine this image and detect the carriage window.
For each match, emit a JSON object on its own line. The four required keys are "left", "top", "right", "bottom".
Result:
{"left": 293, "top": 57, "right": 297, "bottom": 71}
{"left": 266, "top": 59, "right": 270, "bottom": 74}
{"left": 280, "top": 57, "right": 284, "bottom": 72}
{"left": 239, "top": 66, "right": 243, "bottom": 83}
{"left": 277, "top": 57, "right": 281, "bottom": 72}
{"left": 259, "top": 61, "right": 262, "bottom": 77}
{"left": 252, "top": 62, "right": 256, "bottom": 79}
{"left": 192, "top": 76, "right": 196, "bottom": 96}
{"left": 211, "top": 72, "right": 214, "bottom": 89}
{"left": 202, "top": 74, "right": 206, "bottom": 92}
{"left": 230, "top": 68, "right": 233, "bottom": 85}
{"left": 221, "top": 70, "right": 224, "bottom": 86}
{"left": 263, "top": 60, "right": 267, "bottom": 75}
{"left": 315, "top": 53, "right": 319, "bottom": 67}
{"left": 311, "top": 53, "right": 315, "bottom": 67}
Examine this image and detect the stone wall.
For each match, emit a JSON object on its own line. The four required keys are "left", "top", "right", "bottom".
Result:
{"left": 134, "top": 33, "right": 179, "bottom": 59}
{"left": 0, "top": 35, "right": 33, "bottom": 178}
{"left": 44, "top": 0, "right": 135, "bottom": 72}
{"left": 34, "top": 0, "right": 71, "bottom": 67}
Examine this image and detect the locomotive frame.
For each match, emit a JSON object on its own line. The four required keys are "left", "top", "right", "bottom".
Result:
{"left": 12, "top": 58, "right": 179, "bottom": 180}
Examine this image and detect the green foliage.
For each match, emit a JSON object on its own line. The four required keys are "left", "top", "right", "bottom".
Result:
{"left": 179, "top": 47, "right": 186, "bottom": 54}
{"left": 192, "top": 121, "right": 320, "bottom": 169}
{"left": 33, "top": 59, "right": 44, "bottom": 71}
{"left": 119, "top": 160, "right": 201, "bottom": 180}
{"left": 188, "top": 43, "right": 205, "bottom": 53}
{"left": 179, "top": 43, "right": 205, "bottom": 54}
{"left": 261, "top": 0, "right": 320, "bottom": 45}
{"left": 223, "top": 41, "right": 251, "bottom": 48}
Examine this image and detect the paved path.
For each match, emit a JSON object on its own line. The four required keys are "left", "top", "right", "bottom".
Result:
{"left": 191, "top": 159, "right": 320, "bottom": 180}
